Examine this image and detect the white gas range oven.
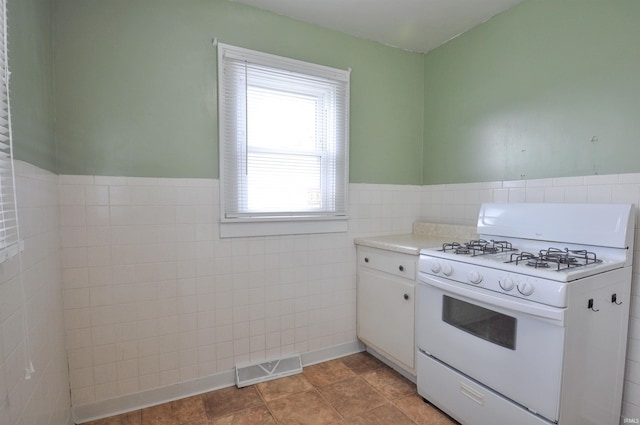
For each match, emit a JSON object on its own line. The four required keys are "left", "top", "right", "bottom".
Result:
{"left": 416, "top": 203, "right": 635, "bottom": 425}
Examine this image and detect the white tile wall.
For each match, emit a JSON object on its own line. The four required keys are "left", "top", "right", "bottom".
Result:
{"left": 60, "top": 178, "right": 423, "bottom": 408}
{"left": 60, "top": 172, "right": 640, "bottom": 421}
{"left": 0, "top": 161, "right": 71, "bottom": 425}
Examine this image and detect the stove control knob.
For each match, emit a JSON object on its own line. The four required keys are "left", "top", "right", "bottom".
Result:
{"left": 430, "top": 262, "right": 442, "bottom": 274}
{"left": 499, "top": 277, "right": 515, "bottom": 291}
{"left": 517, "top": 281, "right": 535, "bottom": 296}
{"left": 442, "top": 263, "right": 453, "bottom": 276}
{"left": 468, "top": 271, "right": 483, "bottom": 284}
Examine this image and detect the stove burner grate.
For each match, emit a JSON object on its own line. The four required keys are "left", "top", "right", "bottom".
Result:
{"left": 508, "top": 248, "right": 602, "bottom": 271}
{"left": 441, "top": 242, "right": 471, "bottom": 255}
{"left": 441, "top": 239, "right": 517, "bottom": 257}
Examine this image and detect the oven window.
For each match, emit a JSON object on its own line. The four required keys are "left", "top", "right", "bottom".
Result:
{"left": 442, "top": 295, "right": 517, "bottom": 350}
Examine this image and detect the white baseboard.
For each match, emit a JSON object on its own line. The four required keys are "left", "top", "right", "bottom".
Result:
{"left": 301, "top": 340, "right": 365, "bottom": 367}
{"left": 73, "top": 340, "right": 363, "bottom": 424}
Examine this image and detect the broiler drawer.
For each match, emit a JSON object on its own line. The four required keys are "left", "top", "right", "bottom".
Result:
{"left": 417, "top": 351, "right": 549, "bottom": 425}
{"left": 357, "top": 247, "right": 416, "bottom": 279}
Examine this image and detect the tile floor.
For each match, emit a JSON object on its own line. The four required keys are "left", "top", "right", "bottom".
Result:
{"left": 82, "top": 352, "right": 458, "bottom": 425}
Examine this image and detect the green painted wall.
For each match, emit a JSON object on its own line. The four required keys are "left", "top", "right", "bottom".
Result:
{"left": 423, "top": 0, "right": 640, "bottom": 185}
{"left": 53, "top": 0, "right": 425, "bottom": 184}
{"left": 36, "top": 0, "right": 640, "bottom": 185}
{"left": 9, "top": 0, "right": 56, "bottom": 172}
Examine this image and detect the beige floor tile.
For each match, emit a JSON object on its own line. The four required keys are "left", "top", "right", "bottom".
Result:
{"left": 347, "top": 404, "right": 416, "bottom": 425}
{"left": 394, "top": 394, "right": 459, "bottom": 425}
{"left": 208, "top": 405, "right": 277, "bottom": 425}
{"left": 140, "top": 395, "right": 208, "bottom": 425}
{"left": 317, "top": 376, "right": 386, "bottom": 419}
{"left": 361, "top": 367, "right": 416, "bottom": 400}
{"left": 84, "top": 411, "right": 141, "bottom": 425}
{"left": 266, "top": 389, "right": 342, "bottom": 425}
{"left": 303, "top": 359, "right": 356, "bottom": 387}
{"left": 202, "top": 385, "right": 264, "bottom": 419}
{"left": 256, "top": 373, "right": 315, "bottom": 401}
{"left": 339, "top": 352, "right": 385, "bottom": 375}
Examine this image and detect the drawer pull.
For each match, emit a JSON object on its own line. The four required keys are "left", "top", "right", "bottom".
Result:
{"left": 364, "top": 257, "right": 369, "bottom": 263}
{"left": 398, "top": 265, "right": 404, "bottom": 272}
{"left": 403, "top": 293, "right": 409, "bottom": 300}
{"left": 460, "top": 382, "right": 484, "bottom": 406}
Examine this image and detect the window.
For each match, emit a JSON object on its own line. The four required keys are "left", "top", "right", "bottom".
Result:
{"left": 0, "top": 0, "right": 20, "bottom": 262}
{"left": 218, "top": 43, "right": 350, "bottom": 237}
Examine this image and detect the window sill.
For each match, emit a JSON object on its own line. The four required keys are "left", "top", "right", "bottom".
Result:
{"left": 219, "top": 217, "right": 348, "bottom": 238}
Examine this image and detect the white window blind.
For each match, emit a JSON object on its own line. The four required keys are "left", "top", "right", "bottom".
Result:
{"left": 218, "top": 43, "right": 349, "bottom": 237}
{"left": 0, "top": 0, "right": 19, "bottom": 262}
{"left": 1, "top": 0, "right": 32, "bottom": 381}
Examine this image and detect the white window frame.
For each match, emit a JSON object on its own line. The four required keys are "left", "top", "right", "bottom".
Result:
{"left": 217, "top": 43, "right": 350, "bottom": 238}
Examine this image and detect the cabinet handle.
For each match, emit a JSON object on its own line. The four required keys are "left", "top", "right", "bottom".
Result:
{"left": 398, "top": 265, "right": 404, "bottom": 272}
{"left": 404, "top": 293, "right": 409, "bottom": 300}
{"left": 364, "top": 257, "right": 369, "bottom": 263}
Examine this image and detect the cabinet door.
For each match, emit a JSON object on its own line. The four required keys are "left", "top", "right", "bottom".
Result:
{"left": 357, "top": 268, "right": 415, "bottom": 371}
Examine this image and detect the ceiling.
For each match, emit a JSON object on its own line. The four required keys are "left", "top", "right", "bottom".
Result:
{"left": 230, "top": 0, "right": 525, "bottom": 53}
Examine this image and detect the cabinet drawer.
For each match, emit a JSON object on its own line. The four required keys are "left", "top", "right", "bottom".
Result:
{"left": 358, "top": 247, "right": 416, "bottom": 279}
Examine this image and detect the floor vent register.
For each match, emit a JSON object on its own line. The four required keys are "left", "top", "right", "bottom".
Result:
{"left": 235, "top": 354, "right": 302, "bottom": 387}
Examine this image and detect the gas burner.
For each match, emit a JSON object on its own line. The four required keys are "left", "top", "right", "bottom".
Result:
{"left": 441, "top": 242, "right": 473, "bottom": 255}
{"left": 506, "top": 247, "right": 603, "bottom": 271}
{"left": 527, "top": 259, "right": 550, "bottom": 268}
{"left": 511, "top": 252, "right": 541, "bottom": 267}
{"left": 441, "top": 239, "right": 517, "bottom": 256}
{"left": 441, "top": 242, "right": 468, "bottom": 254}
{"left": 540, "top": 248, "right": 577, "bottom": 264}
{"left": 540, "top": 248, "right": 602, "bottom": 269}
{"left": 517, "top": 252, "right": 536, "bottom": 260}
{"left": 468, "top": 239, "right": 498, "bottom": 254}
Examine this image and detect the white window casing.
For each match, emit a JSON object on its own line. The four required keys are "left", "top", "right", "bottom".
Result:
{"left": 218, "top": 43, "right": 350, "bottom": 238}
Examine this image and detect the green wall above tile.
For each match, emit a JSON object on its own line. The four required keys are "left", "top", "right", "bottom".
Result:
{"left": 422, "top": 0, "right": 640, "bottom": 184}
{"left": 53, "top": 0, "right": 425, "bottom": 184}
{"left": 15, "top": 0, "right": 640, "bottom": 185}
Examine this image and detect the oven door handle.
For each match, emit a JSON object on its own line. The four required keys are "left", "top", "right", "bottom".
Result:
{"left": 420, "top": 275, "right": 565, "bottom": 323}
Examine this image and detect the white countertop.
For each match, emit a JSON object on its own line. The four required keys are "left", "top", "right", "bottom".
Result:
{"left": 354, "top": 223, "right": 477, "bottom": 256}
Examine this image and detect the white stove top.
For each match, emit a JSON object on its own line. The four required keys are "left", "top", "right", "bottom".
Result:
{"left": 418, "top": 203, "right": 635, "bottom": 307}
{"left": 421, "top": 236, "right": 626, "bottom": 282}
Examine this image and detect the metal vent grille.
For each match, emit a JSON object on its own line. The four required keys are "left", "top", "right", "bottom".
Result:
{"left": 235, "top": 354, "right": 302, "bottom": 388}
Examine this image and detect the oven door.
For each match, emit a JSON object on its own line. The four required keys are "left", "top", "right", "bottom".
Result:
{"left": 417, "top": 273, "right": 565, "bottom": 422}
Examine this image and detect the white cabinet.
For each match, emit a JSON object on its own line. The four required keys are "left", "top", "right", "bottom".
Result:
{"left": 356, "top": 246, "right": 417, "bottom": 374}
